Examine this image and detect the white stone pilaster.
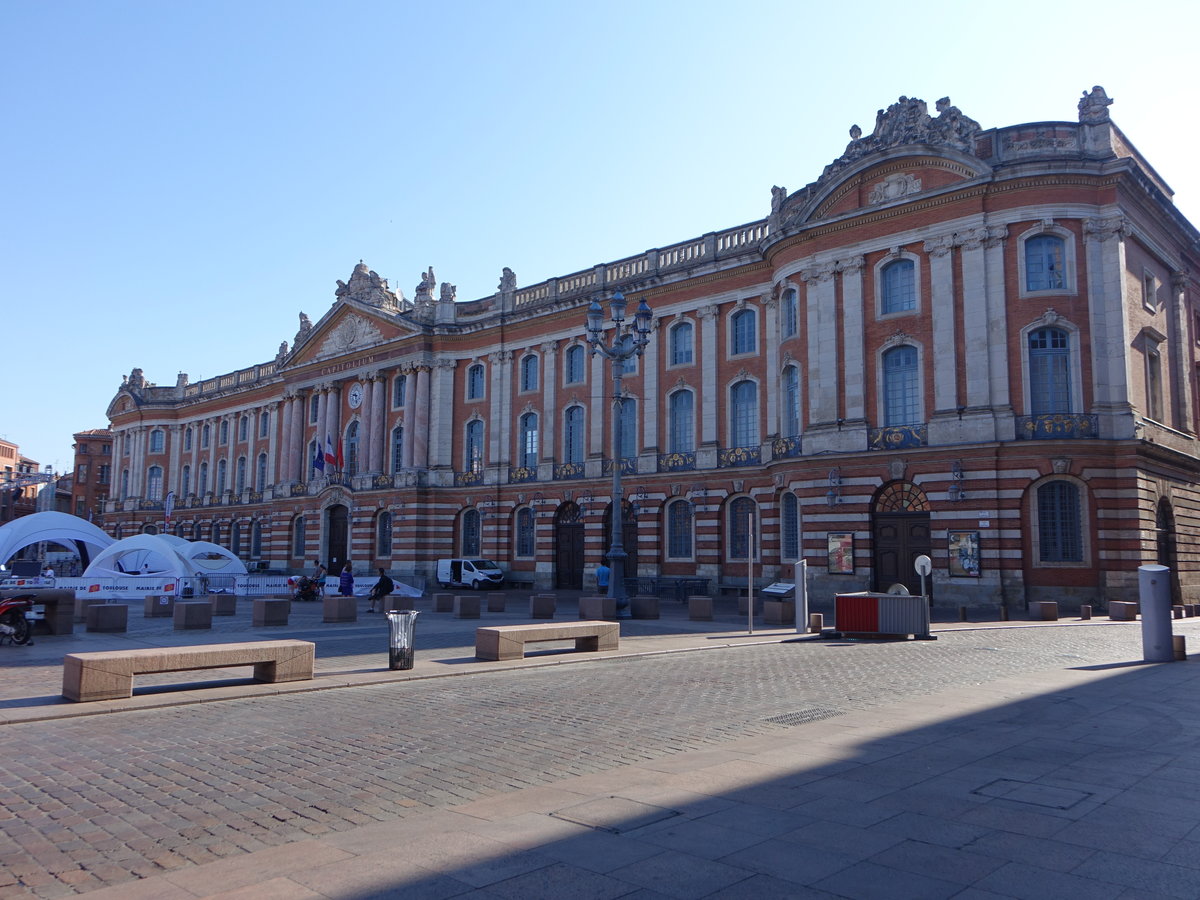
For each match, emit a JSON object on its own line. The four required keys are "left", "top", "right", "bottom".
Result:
{"left": 924, "top": 235, "right": 958, "bottom": 414}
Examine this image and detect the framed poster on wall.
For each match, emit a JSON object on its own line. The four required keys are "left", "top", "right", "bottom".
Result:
{"left": 949, "top": 531, "right": 981, "bottom": 577}
{"left": 827, "top": 532, "right": 854, "bottom": 574}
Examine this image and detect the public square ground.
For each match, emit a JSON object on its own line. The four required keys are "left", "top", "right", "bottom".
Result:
{"left": 2, "top": 591, "right": 1200, "bottom": 899}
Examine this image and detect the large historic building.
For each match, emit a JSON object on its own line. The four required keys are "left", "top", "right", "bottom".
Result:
{"left": 103, "top": 87, "right": 1200, "bottom": 610}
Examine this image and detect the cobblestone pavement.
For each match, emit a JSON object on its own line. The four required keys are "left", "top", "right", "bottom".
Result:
{"left": 1, "top": 603, "right": 1191, "bottom": 898}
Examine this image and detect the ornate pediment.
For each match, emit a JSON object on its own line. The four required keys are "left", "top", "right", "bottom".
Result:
{"left": 317, "top": 314, "right": 384, "bottom": 360}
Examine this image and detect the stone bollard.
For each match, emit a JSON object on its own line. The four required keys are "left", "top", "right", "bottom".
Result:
{"left": 1032, "top": 601, "right": 1058, "bottom": 621}
{"left": 1174, "top": 635, "right": 1188, "bottom": 661}
{"left": 210, "top": 594, "right": 237, "bottom": 616}
{"left": 530, "top": 594, "right": 556, "bottom": 619}
{"left": 1000, "top": 605, "right": 1009, "bottom": 622}
{"left": 174, "top": 600, "right": 213, "bottom": 631}
{"left": 433, "top": 593, "right": 454, "bottom": 613}
{"left": 86, "top": 603, "right": 128, "bottom": 633}
{"left": 323, "top": 595, "right": 357, "bottom": 623}
{"left": 631, "top": 595, "right": 660, "bottom": 620}
{"left": 384, "top": 594, "right": 415, "bottom": 612}
{"left": 454, "top": 595, "right": 481, "bottom": 619}
{"left": 1173, "top": 605, "right": 1185, "bottom": 620}
{"left": 808, "top": 612, "right": 824, "bottom": 634}
{"left": 253, "top": 597, "right": 291, "bottom": 626}
{"left": 487, "top": 591, "right": 507, "bottom": 613}
{"left": 687, "top": 595, "right": 713, "bottom": 621}
{"left": 144, "top": 594, "right": 175, "bottom": 618}
{"left": 959, "top": 606, "right": 967, "bottom": 622}
{"left": 1080, "top": 605, "right": 1092, "bottom": 620}
{"left": 579, "top": 595, "right": 614, "bottom": 619}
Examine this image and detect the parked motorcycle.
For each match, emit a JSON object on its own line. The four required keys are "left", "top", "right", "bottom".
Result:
{"left": 0, "top": 593, "right": 35, "bottom": 645}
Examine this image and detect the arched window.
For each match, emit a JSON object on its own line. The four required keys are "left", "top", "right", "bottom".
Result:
{"left": 780, "top": 288, "right": 799, "bottom": 338}
{"left": 345, "top": 421, "right": 359, "bottom": 476}
{"left": 201, "top": 424, "right": 211, "bottom": 448}
{"left": 216, "top": 459, "right": 228, "bottom": 494}
{"left": 1028, "top": 328, "right": 1071, "bottom": 414}
{"left": 1025, "top": 234, "right": 1066, "bottom": 292}
{"left": 669, "top": 390, "right": 694, "bottom": 453}
{"left": 1037, "top": 481, "right": 1082, "bottom": 562}
{"left": 198, "top": 461, "right": 209, "bottom": 496}
{"left": 255, "top": 453, "right": 267, "bottom": 492}
{"left": 141, "top": 522, "right": 158, "bottom": 535}
{"left": 781, "top": 492, "right": 799, "bottom": 560}
{"left": 391, "top": 425, "right": 404, "bottom": 473}
{"left": 258, "top": 410, "right": 270, "bottom": 438}
{"left": 564, "top": 345, "right": 585, "bottom": 384}
{"left": 618, "top": 398, "right": 637, "bottom": 459}
{"left": 666, "top": 499, "right": 693, "bottom": 559}
{"left": 235, "top": 457, "right": 246, "bottom": 494}
{"left": 462, "top": 508, "right": 481, "bottom": 556}
{"left": 238, "top": 416, "right": 248, "bottom": 442}
{"left": 309, "top": 394, "right": 319, "bottom": 423}
{"left": 393, "top": 374, "right": 407, "bottom": 408}
{"left": 251, "top": 520, "right": 262, "bottom": 556}
{"left": 670, "top": 321, "right": 694, "bottom": 365}
{"left": 520, "top": 354, "right": 539, "bottom": 392}
{"left": 782, "top": 367, "right": 801, "bottom": 438}
{"left": 184, "top": 427, "right": 193, "bottom": 451}
{"left": 292, "top": 516, "right": 306, "bottom": 557}
{"left": 730, "top": 381, "right": 758, "bottom": 448}
{"left": 219, "top": 420, "right": 229, "bottom": 445}
{"left": 174, "top": 522, "right": 185, "bottom": 538}
{"left": 564, "top": 407, "right": 585, "bottom": 464}
{"left": 731, "top": 308, "right": 756, "bottom": 355}
{"left": 120, "top": 468, "right": 129, "bottom": 499}
{"left": 377, "top": 511, "right": 393, "bottom": 557}
{"left": 883, "top": 346, "right": 920, "bottom": 426}
{"left": 191, "top": 522, "right": 200, "bottom": 541}
{"left": 728, "top": 496, "right": 758, "bottom": 560}
{"left": 212, "top": 522, "right": 223, "bottom": 546}
{"left": 148, "top": 429, "right": 165, "bottom": 453}
{"left": 519, "top": 413, "right": 539, "bottom": 468}
{"left": 881, "top": 259, "right": 916, "bottom": 314}
{"left": 467, "top": 363, "right": 485, "bottom": 400}
{"left": 465, "top": 421, "right": 484, "bottom": 473}
{"left": 181, "top": 464, "right": 191, "bottom": 498}
{"left": 516, "top": 507, "right": 535, "bottom": 556}
{"left": 146, "top": 465, "right": 163, "bottom": 501}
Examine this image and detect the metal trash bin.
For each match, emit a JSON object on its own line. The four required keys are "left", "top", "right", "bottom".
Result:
{"left": 386, "top": 610, "right": 419, "bottom": 670}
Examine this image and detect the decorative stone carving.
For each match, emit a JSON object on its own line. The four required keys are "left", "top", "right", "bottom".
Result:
{"left": 1052, "top": 457, "right": 1071, "bottom": 474}
{"left": 439, "top": 282, "right": 456, "bottom": 303}
{"left": 1077, "top": 85, "right": 1112, "bottom": 124}
{"left": 868, "top": 173, "right": 922, "bottom": 205}
{"left": 801, "top": 262, "right": 838, "bottom": 284}
{"left": 838, "top": 255, "right": 865, "bottom": 275}
{"left": 276, "top": 341, "right": 289, "bottom": 361}
{"left": 889, "top": 457, "right": 907, "bottom": 481}
{"left": 823, "top": 95, "right": 981, "bottom": 180}
{"left": 882, "top": 330, "right": 913, "bottom": 349}
{"left": 1084, "top": 215, "right": 1131, "bottom": 243}
{"left": 499, "top": 267, "right": 517, "bottom": 292}
{"left": 335, "top": 261, "right": 404, "bottom": 311}
{"left": 923, "top": 234, "right": 955, "bottom": 258}
{"left": 415, "top": 267, "right": 436, "bottom": 301}
{"left": 295, "top": 312, "right": 313, "bottom": 348}
{"left": 317, "top": 315, "right": 383, "bottom": 359}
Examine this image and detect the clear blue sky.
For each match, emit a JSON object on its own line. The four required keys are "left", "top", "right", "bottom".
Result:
{"left": 3, "top": 0, "right": 1197, "bottom": 473}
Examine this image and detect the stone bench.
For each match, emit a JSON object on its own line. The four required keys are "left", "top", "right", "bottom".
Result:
{"left": 475, "top": 621, "right": 619, "bottom": 662}
{"left": 86, "top": 603, "right": 128, "bottom": 633}
{"left": 1109, "top": 601, "right": 1138, "bottom": 621}
{"left": 174, "top": 601, "right": 213, "bottom": 630}
{"left": 1031, "top": 600, "right": 1059, "bottom": 621}
{"left": 62, "top": 640, "right": 316, "bottom": 702}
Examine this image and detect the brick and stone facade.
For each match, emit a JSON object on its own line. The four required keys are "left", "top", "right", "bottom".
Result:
{"left": 102, "top": 87, "right": 1200, "bottom": 611}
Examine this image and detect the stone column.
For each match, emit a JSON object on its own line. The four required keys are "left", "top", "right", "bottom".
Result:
{"left": 429, "top": 359, "right": 456, "bottom": 469}
{"left": 280, "top": 395, "right": 294, "bottom": 484}
{"left": 315, "top": 385, "right": 329, "bottom": 469}
{"left": 698, "top": 304, "right": 719, "bottom": 445}
{"left": 1084, "top": 216, "right": 1135, "bottom": 437}
{"left": 326, "top": 385, "right": 341, "bottom": 461}
{"left": 540, "top": 343, "right": 558, "bottom": 461}
{"left": 402, "top": 367, "right": 417, "bottom": 469}
{"left": 924, "top": 234, "right": 958, "bottom": 415}
{"left": 413, "top": 366, "right": 431, "bottom": 469}
{"left": 225, "top": 415, "right": 237, "bottom": 493}
{"left": 983, "top": 227, "right": 1011, "bottom": 412}
{"left": 589, "top": 349, "right": 605, "bottom": 456}
{"left": 641, "top": 322, "right": 660, "bottom": 453}
{"left": 802, "top": 263, "right": 839, "bottom": 425}
{"left": 168, "top": 425, "right": 182, "bottom": 496}
{"left": 1171, "top": 272, "right": 1194, "bottom": 433}
{"left": 266, "top": 401, "right": 280, "bottom": 488}
{"left": 839, "top": 258, "right": 866, "bottom": 422}
{"left": 958, "top": 229, "right": 992, "bottom": 410}
{"left": 368, "top": 374, "right": 386, "bottom": 474}
{"left": 293, "top": 392, "right": 309, "bottom": 480}
{"left": 488, "top": 351, "right": 513, "bottom": 466}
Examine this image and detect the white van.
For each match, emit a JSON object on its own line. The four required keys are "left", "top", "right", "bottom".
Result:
{"left": 435, "top": 558, "right": 504, "bottom": 590}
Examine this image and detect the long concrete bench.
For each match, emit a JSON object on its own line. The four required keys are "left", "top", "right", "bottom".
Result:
{"left": 475, "top": 621, "right": 618, "bottom": 661}
{"left": 62, "top": 640, "right": 315, "bottom": 702}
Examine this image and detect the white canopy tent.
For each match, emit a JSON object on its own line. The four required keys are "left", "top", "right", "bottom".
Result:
{"left": 83, "top": 534, "right": 194, "bottom": 579}
{"left": 0, "top": 511, "right": 114, "bottom": 569}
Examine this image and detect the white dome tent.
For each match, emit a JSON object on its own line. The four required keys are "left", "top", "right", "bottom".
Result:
{"left": 0, "top": 511, "right": 114, "bottom": 570}
{"left": 83, "top": 534, "right": 194, "bottom": 580}
{"left": 177, "top": 541, "right": 248, "bottom": 576}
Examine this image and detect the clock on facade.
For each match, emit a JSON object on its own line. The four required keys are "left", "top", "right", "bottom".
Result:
{"left": 348, "top": 383, "right": 364, "bottom": 409}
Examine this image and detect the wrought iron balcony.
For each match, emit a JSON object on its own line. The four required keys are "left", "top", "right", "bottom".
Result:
{"left": 508, "top": 466, "right": 538, "bottom": 484}
{"left": 1016, "top": 414, "right": 1098, "bottom": 439}
{"left": 657, "top": 451, "right": 696, "bottom": 472}
{"left": 454, "top": 470, "right": 483, "bottom": 487}
{"left": 553, "top": 462, "right": 585, "bottom": 480}
{"left": 717, "top": 445, "right": 761, "bottom": 468}
{"left": 868, "top": 424, "right": 928, "bottom": 450}
{"left": 602, "top": 457, "right": 638, "bottom": 476}
{"left": 771, "top": 436, "right": 802, "bottom": 459}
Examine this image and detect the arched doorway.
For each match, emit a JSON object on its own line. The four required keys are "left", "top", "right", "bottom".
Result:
{"left": 871, "top": 481, "right": 931, "bottom": 596}
{"left": 326, "top": 504, "right": 349, "bottom": 572}
{"left": 554, "top": 501, "right": 584, "bottom": 589}
{"left": 1156, "top": 498, "right": 1181, "bottom": 604}
{"left": 601, "top": 500, "right": 639, "bottom": 583}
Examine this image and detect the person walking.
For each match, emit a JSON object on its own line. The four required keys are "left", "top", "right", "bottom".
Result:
{"left": 311, "top": 560, "right": 327, "bottom": 598}
{"left": 338, "top": 563, "right": 354, "bottom": 597}
{"left": 367, "top": 567, "right": 395, "bottom": 613}
{"left": 596, "top": 558, "right": 611, "bottom": 594}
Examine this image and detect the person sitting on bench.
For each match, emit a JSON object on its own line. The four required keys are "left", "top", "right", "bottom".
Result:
{"left": 367, "top": 568, "right": 394, "bottom": 613}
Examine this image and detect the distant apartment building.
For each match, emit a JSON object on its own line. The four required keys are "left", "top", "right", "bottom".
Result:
{"left": 70, "top": 429, "right": 113, "bottom": 521}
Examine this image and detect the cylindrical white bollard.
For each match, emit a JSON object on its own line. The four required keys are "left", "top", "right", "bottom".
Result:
{"left": 1139, "top": 564, "right": 1174, "bottom": 663}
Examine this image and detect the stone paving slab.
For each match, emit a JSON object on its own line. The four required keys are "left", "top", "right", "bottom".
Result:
{"left": 2, "top": 595, "right": 1199, "bottom": 898}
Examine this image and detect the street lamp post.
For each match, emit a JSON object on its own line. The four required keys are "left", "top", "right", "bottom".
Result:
{"left": 586, "top": 290, "right": 653, "bottom": 618}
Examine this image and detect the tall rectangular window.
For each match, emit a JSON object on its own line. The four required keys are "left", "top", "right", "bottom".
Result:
{"left": 883, "top": 346, "right": 920, "bottom": 426}
{"left": 731, "top": 309, "right": 756, "bottom": 355}
{"left": 669, "top": 391, "right": 694, "bottom": 453}
{"left": 393, "top": 374, "right": 407, "bottom": 408}
{"left": 1038, "top": 481, "right": 1082, "bottom": 562}
{"left": 618, "top": 398, "right": 637, "bottom": 459}
{"left": 782, "top": 367, "right": 800, "bottom": 437}
{"left": 780, "top": 289, "right": 798, "bottom": 337}
{"left": 1147, "top": 342, "right": 1164, "bottom": 422}
{"left": 564, "top": 345, "right": 585, "bottom": 384}
{"left": 730, "top": 381, "right": 757, "bottom": 448}
{"left": 467, "top": 364, "right": 485, "bottom": 400}
{"left": 667, "top": 500, "right": 693, "bottom": 559}
{"left": 1028, "top": 328, "right": 1071, "bottom": 415}
{"left": 564, "top": 407, "right": 585, "bottom": 464}
{"left": 670, "top": 322, "right": 694, "bottom": 365}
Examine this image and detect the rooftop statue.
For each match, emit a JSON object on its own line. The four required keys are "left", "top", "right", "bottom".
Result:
{"left": 1078, "top": 85, "right": 1113, "bottom": 124}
